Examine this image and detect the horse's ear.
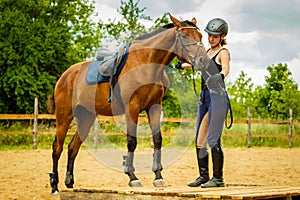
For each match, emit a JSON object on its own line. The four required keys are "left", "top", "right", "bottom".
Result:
{"left": 169, "top": 13, "right": 181, "bottom": 28}
{"left": 191, "top": 17, "right": 197, "bottom": 25}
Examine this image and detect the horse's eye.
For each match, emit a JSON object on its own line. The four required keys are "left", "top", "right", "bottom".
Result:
{"left": 181, "top": 34, "right": 188, "bottom": 39}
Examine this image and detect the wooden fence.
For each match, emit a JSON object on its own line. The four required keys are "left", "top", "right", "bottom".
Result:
{"left": 0, "top": 98, "right": 299, "bottom": 149}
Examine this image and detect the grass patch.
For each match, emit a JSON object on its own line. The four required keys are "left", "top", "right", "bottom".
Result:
{"left": 0, "top": 121, "right": 299, "bottom": 150}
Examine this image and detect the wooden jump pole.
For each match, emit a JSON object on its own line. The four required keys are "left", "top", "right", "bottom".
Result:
{"left": 33, "top": 97, "right": 38, "bottom": 149}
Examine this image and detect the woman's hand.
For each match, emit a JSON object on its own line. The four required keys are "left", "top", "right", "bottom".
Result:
{"left": 205, "top": 73, "right": 224, "bottom": 89}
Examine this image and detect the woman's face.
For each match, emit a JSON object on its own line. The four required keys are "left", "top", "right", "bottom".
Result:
{"left": 208, "top": 34, "right": 221, "bottom": 47}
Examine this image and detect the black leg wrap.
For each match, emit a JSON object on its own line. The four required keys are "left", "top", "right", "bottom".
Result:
{"left": 152, "top": 149, "right": 163, "bottom": 172}
{"left": 152, "top": 149, "right": 166, "bottom": 187}
{"left": 65, "top": 171, "right": 74, "bottom": 188}
{"left": 123, "top": 152, "right": 142, "bottom": 187}
{"left": 49, "top": 172, "right": 59, "bottom": 194}
{"left": 123, "top": 152, "right": 135, "bottom": 174}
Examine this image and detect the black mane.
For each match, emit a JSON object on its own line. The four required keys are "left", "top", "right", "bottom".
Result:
{"left": 135, "top": 20, "right": 196, "bottom": 41}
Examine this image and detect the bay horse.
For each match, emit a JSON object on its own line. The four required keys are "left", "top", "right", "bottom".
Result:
{"left": 48, "top": 14, "right": 210, "bottom": 195}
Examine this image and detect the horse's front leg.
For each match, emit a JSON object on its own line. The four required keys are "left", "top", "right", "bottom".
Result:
{"left": 123, "top": 111, "right": 142, "bottom": 187}
{"left": 147, "top": 104, "right": 166, "bottom": 187}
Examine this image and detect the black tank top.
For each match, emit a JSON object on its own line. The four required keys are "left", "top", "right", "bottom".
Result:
{"left": 201, "top": 49, "right": 225, "bottom": 90}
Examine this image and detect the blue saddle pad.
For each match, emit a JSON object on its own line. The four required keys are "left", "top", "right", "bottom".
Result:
{"left": 86, "top": 60, "right": 110, "bottom": 84}
{"left": 86, "top": 43, "right": 130, "bottom": 85}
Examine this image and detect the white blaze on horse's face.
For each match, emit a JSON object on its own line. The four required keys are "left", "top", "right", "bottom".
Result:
{"left": 176, "top": 26, "right": 210, "bottom": 71}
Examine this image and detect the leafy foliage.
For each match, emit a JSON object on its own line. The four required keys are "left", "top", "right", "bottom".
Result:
{"left": 253, "top": 63, "right": 300, "bottom": 120}
{"left": 227, "top": 63, "right": 300, "bottom": 120}
{"left": 226, "top": 71, "right": 254, "bottom": 119}
{"left": 0, "top": 0, "right": 102, "bottom": 113}
{"left": 102, "top": 0, "right": 169, "bottom": 45}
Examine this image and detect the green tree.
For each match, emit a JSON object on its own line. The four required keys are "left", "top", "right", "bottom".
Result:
{"left": 254, "top": 63, "right": 300, "bottom": 120}
{"left": 0, "top": 0, "right": 102, "bottom": 113}
{"left": 226, "top": 71, "right": 254, "bottom": 119}
{"left": 103, "top": 0, "right": 168, "bottom": 45}
{"left": 166, "top": 65, "right": 201, "bottom": 118}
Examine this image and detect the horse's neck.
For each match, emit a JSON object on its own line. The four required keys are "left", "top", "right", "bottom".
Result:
{"left": 130, "top": 29, "right": 176, "bottom": 65}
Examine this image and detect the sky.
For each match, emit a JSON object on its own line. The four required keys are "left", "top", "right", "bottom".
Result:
{"left": 93, "top": 0, "right": 300, "bottom": 87}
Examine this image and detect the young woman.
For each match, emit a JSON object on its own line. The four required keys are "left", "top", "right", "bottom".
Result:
{"left": 176, "top": 18, "right": 230, "bottom": 188}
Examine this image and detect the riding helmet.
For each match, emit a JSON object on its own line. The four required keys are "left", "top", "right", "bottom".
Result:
{"left": 204, "top": 18, "right": 228, "bottom": 36}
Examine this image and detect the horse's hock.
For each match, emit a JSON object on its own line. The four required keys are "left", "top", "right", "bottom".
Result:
{"left": 60, "top": 186, "right": 300, "bottom": 200}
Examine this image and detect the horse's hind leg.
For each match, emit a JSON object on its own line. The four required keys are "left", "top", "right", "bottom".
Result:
{"left": 147, "top": 104, "right": 166, "bottom": 187}
{"left": 50, "top": 106, "right": 73, "bottom": 195}
{"left": 65, "top": 106, "right": 96, "bottom": 188}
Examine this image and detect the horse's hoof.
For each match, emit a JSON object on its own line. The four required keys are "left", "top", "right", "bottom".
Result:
{"left": 51, "top": 190, "right": 59, "bottom": 196}
{"left": 129, "top": 180, "right": 143, "bottom": 187}
{"left": 51, "top": 187, "right": 59, "bottom": 196}
{"left": 65, "top": 184, "right": 74, "bottom": 188}
{"left": 153, "top": 179, "right": 166, "bottom": 187}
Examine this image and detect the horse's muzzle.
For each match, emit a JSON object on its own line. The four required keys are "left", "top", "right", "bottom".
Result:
{"left": 194, "top": 55, "right": 210, "bottom": 71}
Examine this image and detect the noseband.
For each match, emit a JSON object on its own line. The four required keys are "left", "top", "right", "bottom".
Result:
{"left": 175, "top": 27, "right": 204, "bottom": 66}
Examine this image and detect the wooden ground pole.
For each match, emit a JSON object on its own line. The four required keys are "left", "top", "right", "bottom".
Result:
{"left": 60, "top": 185, "right": 300, "bottom": 200}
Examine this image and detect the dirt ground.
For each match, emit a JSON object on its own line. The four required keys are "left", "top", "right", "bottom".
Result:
{"left": 1, "top": 148, "right": 300, "bottom": 200}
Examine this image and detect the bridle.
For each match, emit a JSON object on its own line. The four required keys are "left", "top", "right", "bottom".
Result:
{"left": 175, "top": 26, "right": 205, "bottom": 66}
{"left": 174, "top": 26, "right": 206, "bottom": 102}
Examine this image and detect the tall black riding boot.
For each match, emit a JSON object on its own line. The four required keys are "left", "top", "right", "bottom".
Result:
{"left": 201, "top": 144, "right": 225, "bottom": 188}
{"left": 187, "top": 147, "right": 209, "bottom": 187}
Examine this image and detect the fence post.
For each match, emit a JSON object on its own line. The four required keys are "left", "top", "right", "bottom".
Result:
{"left": 247, "top": 107, "right": 251, "bottom": 148}
{"left": 33, "top": 97, "right": 38, "bottom": 149}
{"left": 94, "top": 117, "right": 98, "bottom": 149}
{"left": 289, "top": 108, "right": 293, "bottom": 148}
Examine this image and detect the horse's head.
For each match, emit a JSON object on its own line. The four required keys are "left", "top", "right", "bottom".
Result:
{"left": 170, "top": 14, "right": 210, "bottom": 71}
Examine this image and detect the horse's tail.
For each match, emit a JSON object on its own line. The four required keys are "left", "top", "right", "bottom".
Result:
{"left": 47, "top": 91, "right": 55, "bottom": 114}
